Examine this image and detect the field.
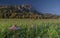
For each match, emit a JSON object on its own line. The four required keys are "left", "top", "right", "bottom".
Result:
{"left": 0, "top": 19, "right": 60, "bottom": 38}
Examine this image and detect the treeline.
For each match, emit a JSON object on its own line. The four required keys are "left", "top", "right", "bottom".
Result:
{"left": 0, "top": 4, "right": 60, "bottom": 19}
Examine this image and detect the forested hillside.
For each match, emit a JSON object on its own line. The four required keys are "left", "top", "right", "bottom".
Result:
{"left": 0, "top": 4, "right": 60, "bottom": 19}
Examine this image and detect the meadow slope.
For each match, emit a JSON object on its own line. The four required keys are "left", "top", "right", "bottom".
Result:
{"left": 0, "top": 19, "right": 60, "bottom": 38}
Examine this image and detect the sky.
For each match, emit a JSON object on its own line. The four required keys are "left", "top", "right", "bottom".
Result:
{"left": 0, "top": 0, "right": 60, "bottom": 15}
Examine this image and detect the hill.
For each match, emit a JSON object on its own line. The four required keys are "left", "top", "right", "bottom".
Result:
{"left": 0, "top": 4, "right": 60, "bottom": 19}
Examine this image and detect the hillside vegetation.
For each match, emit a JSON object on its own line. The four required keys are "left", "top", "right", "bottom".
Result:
{"left": 0, "top": 19, "right": 60, "bottom": 38}
{"left": 0, "top": 4, "right": 60, "bottom": 19}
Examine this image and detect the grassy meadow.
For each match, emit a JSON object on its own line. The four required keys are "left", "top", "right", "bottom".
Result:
{"left": 0, "top": 19, "right": 60, "bottom": 38}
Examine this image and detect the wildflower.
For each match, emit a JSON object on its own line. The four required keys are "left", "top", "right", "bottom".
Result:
{"left": 9, "top": 25, "right": 20, "bottom": 31}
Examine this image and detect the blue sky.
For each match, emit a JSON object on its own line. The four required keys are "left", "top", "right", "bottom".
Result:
{"left": 0, "top": 0, "right": 60, "bottom": 15}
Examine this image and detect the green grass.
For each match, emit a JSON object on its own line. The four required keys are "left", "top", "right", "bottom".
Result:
{"left": 0, "top": 19, "right": 60, "bottom": 38}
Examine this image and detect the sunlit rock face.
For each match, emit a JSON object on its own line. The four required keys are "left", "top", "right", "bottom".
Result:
{"left": 22, "top": 4, "right": 31, "bottom": 8}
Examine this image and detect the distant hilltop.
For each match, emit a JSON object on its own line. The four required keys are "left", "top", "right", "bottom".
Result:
{"left": 0, "top": 4, "right": 31, "bottom": 9}
{"left": 0, "top": 4, "right": 60, "bottom": 19}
